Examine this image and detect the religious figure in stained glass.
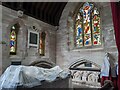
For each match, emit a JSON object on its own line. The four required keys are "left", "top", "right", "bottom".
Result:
{"left": 75, "top": 2, "right": 101, "bottom": 47}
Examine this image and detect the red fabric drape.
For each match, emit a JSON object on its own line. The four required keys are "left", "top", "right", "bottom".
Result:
{"left": 101, "top": 76, "right": 109, "bottom": 86}
{"left": 111, "top": 2, "right": 120, "bottom": 90}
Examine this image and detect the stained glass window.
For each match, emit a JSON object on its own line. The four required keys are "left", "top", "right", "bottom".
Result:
{"left": 92, "top": 7, "right": 101, "bottom": 45}
{"left": 10, "top": 24, "right": 19, "bottom": 55}
{"left": 75, "top": 2, "right": 101, "bottom": 47}
{"left": 39, "top": 32, "right": 46, "bottom": 56}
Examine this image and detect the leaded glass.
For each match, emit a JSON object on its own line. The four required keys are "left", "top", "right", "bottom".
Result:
{"left": 39, "top": 32, "right": 46, "bottom": 56}
{"left": 10, "top": 30, "right": 16, "bottom": 53}
{"left": 75, "top": 2, "right": 101, "bottom": 48}
{"left": 92, "top": 7, "right": 101, "bottom": 45}
{"left": 82, "top": 2, "right": 93, "bottom": 46}
{"left": 76, "top": 13, "right": 83, "bottom": 47}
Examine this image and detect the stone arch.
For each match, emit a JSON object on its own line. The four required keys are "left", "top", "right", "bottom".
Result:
{"left": 69, "top": 58, "right": 101, "bottom": 83}
{"left": 29, "top": 60, "right": 56, "bottom": 69}
{"left": 71, "top": 2, "right": 102, "bottom": 18}
{"left": 7, "top": 18, "right": 27, "bottom": 60}
{"left": 69, "top": 58, "right": 101, "bottom": 70}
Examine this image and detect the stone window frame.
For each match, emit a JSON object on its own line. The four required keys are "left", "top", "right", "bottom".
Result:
{"left": 7, "top": 18, "right": 27, "bottom": 60}
{"left": 74, "top": 2, "right": 102, "bottom": 49}
{"left": 67, "top": 2, "right": 104, "bottom": 51}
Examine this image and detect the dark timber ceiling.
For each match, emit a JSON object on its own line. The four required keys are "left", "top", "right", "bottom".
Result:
{"left": 2, "top": 2, "right": 67, "bottom": 26}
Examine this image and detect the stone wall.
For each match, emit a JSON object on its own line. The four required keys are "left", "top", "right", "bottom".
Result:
{"left": 0, "top": 3, "right": 2, "bottom": 75}
{"left": 56, "top": 2, "right": 118, "bottom": 69}
{"left": 0, "top": 2, "right": 118, "bottom": 75}
{"left": 0, "top": 6, "right": 56, "bottom": 74}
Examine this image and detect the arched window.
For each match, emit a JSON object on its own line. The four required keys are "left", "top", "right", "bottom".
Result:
{"left": 39, "top": 32, "right": 46, "bottom": 56}
{"left": 75, "top": 2, "right": 101, "bottom": 48}
{"left": 10, "top": 24, "right": 19, "bottom": 55}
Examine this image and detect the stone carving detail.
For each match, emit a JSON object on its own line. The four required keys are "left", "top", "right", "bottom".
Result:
{"left": 71, "top": 70, "right": 100, "bottom": 83}
{"left": 69, "top": 59, "right": 101, "bottom": 87}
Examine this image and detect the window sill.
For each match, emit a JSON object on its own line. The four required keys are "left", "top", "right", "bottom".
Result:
{"left": 72, "top": 47, "right": 104, "bottom": 52}
{"left": 72, "top": 45, "right": 117, "bottom": 52}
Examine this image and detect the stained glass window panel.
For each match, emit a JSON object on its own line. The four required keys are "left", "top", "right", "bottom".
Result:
{"left": 92, "top": 7, "right": 101, "bottom": 45}
{"left": 39, "top": 32, "right": 46, "bottom": 56}
{"left": 75, "top": 13, "right": 83, "bottom": 47}
{"left": 39, "top": 34, "right": 42, "bottom": 55}
{"left": 81, "top": 2, "right": 93, "bottom": 46}
{"left": 10, "top": 30, "right": 16, "bottom": 53}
